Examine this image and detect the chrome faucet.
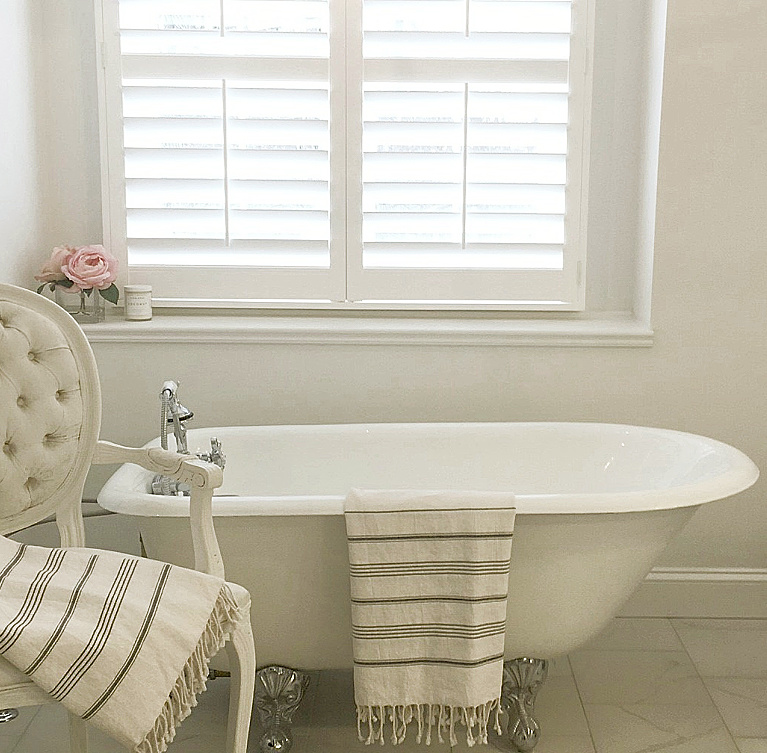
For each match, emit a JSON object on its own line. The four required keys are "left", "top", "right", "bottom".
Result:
{"left": 151, "top": 381, "right": 225, "bottom": 495}
{"left": 160, "top": 380, "right": 193, "bottom": 454}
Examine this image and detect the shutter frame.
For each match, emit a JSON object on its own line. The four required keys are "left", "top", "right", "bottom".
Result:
{"left": 98, "top": 0, "right": 594, "bottom": 309}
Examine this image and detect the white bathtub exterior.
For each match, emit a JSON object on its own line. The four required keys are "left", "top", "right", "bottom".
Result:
{"left": 98, "top": 423, "right": 758, "bottom": 668}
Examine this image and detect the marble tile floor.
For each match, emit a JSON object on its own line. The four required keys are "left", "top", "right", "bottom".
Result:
{"left": 1, "top": 617, "right": 767, "bottom": 753}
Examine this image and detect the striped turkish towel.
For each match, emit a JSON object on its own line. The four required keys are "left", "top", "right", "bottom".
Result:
{"left": 345, "top": 489, "right": 516, "bottom": 747}
{"left": 0, "top": 535, "right": 243, "bottom": 753}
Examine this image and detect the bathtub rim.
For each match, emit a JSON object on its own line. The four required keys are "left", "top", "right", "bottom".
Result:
{"left": 96, "top": 421, "right": 759, "bottom": 518}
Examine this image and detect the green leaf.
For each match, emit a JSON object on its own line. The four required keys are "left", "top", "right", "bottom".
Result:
{"left": 58, "top": 278, "right": 74, "bottom": 289}
{"left": 49, "top": 283, "right": 56, "bottom": 292}
{"left": 36, "top": 284, "right": 46, "bottom": 294}
{"left": 99, "top": 284, "right": 119, "bottom": 305}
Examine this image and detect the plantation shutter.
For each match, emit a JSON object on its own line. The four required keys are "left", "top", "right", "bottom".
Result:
{"left": 346, "top": 0, "right": 588, "bottom": 307}
{"left": 104, "top": 0, "right": 590, "bottom": 308}
{"left": 112, "top": 0, "right": 344, "bottom": 302}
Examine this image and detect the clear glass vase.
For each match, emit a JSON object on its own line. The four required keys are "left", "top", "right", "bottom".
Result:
{"left": 54, "top": 286, "right": 106, "bottom": 323}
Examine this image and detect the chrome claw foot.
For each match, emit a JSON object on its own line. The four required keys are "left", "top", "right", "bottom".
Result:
{"left": 0, "top": 709, "right": 19, "bottom": 724}
{"left": 255, "top": 665, "right": 310, "bottom": 753}
{"left": 491, "top": 657, "right": 549, "bottom": 752}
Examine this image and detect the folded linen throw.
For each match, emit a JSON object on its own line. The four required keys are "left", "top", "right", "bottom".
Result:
{"left": 0, "top": 535, "right": 243, "bottom": 753}
{"left": 345, "top": 489, "right": 516, "bottom": 746}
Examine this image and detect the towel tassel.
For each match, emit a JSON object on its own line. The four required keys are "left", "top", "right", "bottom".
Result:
{"left": 133, "top": 585, "right": 241, "bottom": 753}
{"left": 354, "top": 698, "right": 502, "bottom": 748}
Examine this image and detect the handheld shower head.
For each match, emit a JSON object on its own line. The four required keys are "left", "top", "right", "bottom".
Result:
{"left": 160, "top": 380, "right": 194, "bottom": 423}
{"left": 171, "top": 405, "right": 194, "bottom": 423}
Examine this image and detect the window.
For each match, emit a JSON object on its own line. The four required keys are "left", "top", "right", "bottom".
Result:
{"left": 96, "top": 0, "right": 664, "bottom": 315}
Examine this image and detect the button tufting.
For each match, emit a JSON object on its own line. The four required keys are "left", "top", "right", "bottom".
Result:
{"left": 16, "top": 396, "right": 26, "bottom": 408}
{"left": 25, "top": 478, "right": 39, "bottom": 492}
{"left": 55, "top": 390, "right": 65, "bottom": 401}
{"left": 27, "top": 352, "right": 36, "bottom": 361}
{"left": 2, "top": 441, "right": 11, "bottom": 455}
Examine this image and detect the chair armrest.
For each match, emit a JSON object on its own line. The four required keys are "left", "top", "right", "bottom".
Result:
{"left": 93, "top": 441, "right": 224, "bottom": 488}
{"left": 93, "top": 441, "right": 226, "bottom": 579}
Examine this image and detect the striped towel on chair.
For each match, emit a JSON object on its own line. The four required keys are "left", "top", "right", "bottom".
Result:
{"left": 0, "top": 535, "right": 243, "bottom": 753}
{"left": 345, "top": 489, "right": 516, "bottom": 746}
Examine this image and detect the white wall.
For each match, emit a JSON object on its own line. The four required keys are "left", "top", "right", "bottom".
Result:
{"left": 0, "top": 0, "right": 43, "bottom": 285}
{"left": 29, "top": 0, "right": 102, "bottom": 248}
{"left": 0, "top": 0, "right": 102, "bottom": 286}
{"left": 3, "top": 0, "right": 767, "bottom": 576}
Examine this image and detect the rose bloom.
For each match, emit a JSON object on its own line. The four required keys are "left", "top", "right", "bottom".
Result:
{"left": 34, "top": 245, "right": 75, "bottom": 283}
{"left": 62, "top": 245, "right": 119, "bottom": 290}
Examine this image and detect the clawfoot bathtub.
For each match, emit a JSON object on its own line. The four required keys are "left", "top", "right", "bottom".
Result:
{"left": 98, "top": 422, "right": 758, "bottom": 751}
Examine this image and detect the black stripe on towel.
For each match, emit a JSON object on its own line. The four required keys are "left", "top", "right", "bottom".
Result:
{"left": 0, "top": 549, "right": 66, "bottom": 653}
{"left": 0, "top": 544, "right": 27, "bottom": 590}
{"left": 26, "top": 555, "right": 99, "bottom": 675}
{"left": 353, "top": 619, "right": 506, "bottom": 635}
{"left": 353, "top": 619, "right": 507, "bottom": 630}
{"left": 353, "top": 628, "right": 507, "bottom": 640}
{"left": 351, "top": 594, "right": 508, "bottom": 605}
{"left": 354, "top": 653, "right": 504, "bottom": 668}
{"left": 351, "top": 562, "right": 510, "bottom": 568}
{"left": 83, "top": 564, "right": 172, "bottom": 719}
{"left": 348, "top": 533, "right": 514, "bottom": 542}
{"left": 350, "top": 561, "right": 510, "bottom": 577}
{"left": 350, "top": 559, "right": 510, "bottom": 567}
{"left": 50, "top": 558, "right": 138, "bottom": 701}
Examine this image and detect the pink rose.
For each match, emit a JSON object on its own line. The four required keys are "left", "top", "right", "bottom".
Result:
{"left": 34, "top": 245, "right": 75, "bottom": 283}
{"left": 62, "top": 245, "right": 119, "bottom": 290}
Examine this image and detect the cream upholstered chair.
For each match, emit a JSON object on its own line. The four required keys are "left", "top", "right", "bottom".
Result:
{"left": 0, "top": 283, "right": 255, "bottom": 752}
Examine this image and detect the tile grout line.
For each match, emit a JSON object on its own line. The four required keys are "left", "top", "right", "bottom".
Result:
{"left": 5, "top": 707, "right": 40, "bottom": 753}
{"left": 565, "top": 652, "right": 599, "bottom": 753}
{"left": 301, "top": 670, "right": 322, "bottom": 749}
{"left": 669, "top": 618, "right": 743, "bottom": 752}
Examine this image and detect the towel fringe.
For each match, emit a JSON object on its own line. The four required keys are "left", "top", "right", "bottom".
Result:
{"left": 355, "top": 698, "right": 501, "bottom": 747}
{"left": 133, "top": 585, "right": 242, "bottom": 753}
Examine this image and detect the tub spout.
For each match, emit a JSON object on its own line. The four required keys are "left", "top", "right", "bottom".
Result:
{"left": 492, "top": 657, "right": 549, "bottom": 752}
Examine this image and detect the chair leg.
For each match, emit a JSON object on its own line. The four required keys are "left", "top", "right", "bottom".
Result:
{"left": 69, "top": 713, "right": 88, "bottom": 753}
{"left": 224, "top": 616, "right": 256, "bottom": 753}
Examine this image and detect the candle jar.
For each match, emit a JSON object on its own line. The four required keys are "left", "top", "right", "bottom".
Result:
{"left": 124, "top": 285, "right": 153, "bottom": 321}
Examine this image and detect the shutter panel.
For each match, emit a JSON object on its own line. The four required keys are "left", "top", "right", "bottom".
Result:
{"left": 114, "top": 0, "right": 344, "bottom": 302}
{"left": 346, "top": 0, "right": 588, "bottom": 308}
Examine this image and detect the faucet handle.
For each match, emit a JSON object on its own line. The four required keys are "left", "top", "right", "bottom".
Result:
{"left": 197, "top": 437, "right": 226, "bottom": 470}
{"left": 209, "top": 437, "right": 226, "bottom": 469}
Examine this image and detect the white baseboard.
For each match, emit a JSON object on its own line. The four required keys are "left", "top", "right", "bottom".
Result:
{"left": 620, "top": 568, "right": 767, "bottom": 618}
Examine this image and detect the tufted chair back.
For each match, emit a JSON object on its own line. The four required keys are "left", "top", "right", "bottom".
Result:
{"left": 0, "top": 283, "right": 100, "bottom": 545}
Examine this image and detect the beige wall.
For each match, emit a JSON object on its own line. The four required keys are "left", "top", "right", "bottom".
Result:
{"left": 3, "top": 0, "right": 767, "bottom": 570}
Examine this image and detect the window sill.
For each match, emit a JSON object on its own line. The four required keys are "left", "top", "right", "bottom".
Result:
{"left": 82, "top": 311, "right": 653, "bottom": 347}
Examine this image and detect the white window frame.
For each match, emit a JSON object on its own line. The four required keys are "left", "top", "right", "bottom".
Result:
{"left": 94, "top": 0, "right": 666, "bottom": 337}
